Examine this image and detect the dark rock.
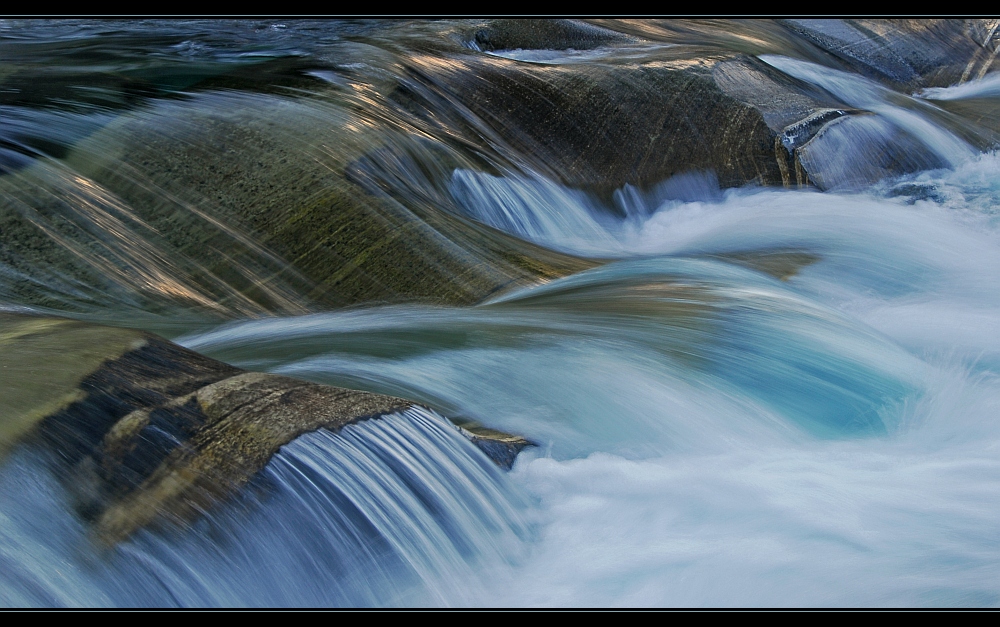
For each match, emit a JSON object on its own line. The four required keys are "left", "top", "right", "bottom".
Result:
{"left": 470, "top": 19, "right": 640, "bottom": 52}
{"left": 779, "top": 19, "right": 994, "bottom": 91}
{"left": 399, "top": 52, "right": 786, "bottom": 199}
{"left": 458, "top": 425, "right": 534, "bottom": 471}
{"left": 0, "top": 313, "right": 411, "bottom": 544}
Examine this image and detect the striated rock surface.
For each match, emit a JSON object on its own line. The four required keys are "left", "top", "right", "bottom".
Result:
{"left": 779, "top": 19, "right": 997, "bottom": 91}
{"left": 397, "top": 51, "right": 787, "bottom": 199}
{"left": 0, "top": 87, "right": 591, "bottom": 318}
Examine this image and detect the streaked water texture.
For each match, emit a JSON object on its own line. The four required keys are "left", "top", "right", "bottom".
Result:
{"left": 0, "top": 407, "right": 530, "bottom": 607}
{"left": 2, "top": 19, "right": 1000, "bottom": 607}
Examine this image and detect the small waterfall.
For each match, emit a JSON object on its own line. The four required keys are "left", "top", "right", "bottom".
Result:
{"left": 0, "top": 407, "right": 530, "bottom": 607}
{"left": 448, "top": 168, "right": 620, "bottom": 254}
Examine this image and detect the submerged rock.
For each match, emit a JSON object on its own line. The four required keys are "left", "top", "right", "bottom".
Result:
{"left": 708, "top": 249, "right": 821, "bottom": 282}
{"left": 468, "top": 18, "right": 640, "bottom": 52}
{"left": 0, "top": 84, "right": 590, "bottom": 318}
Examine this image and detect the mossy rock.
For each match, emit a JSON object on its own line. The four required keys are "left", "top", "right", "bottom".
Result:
{"left": 0, "top": 84, "right": 590, "bottom": 318}
{"left": 1, "top": 313, "right": 409, "bottom": 544}
{"left": 0, "top": 313, "right": 148, "bottom": 458}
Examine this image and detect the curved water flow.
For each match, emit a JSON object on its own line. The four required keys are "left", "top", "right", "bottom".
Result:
{"left": 760, "top": 54, "right": 978, "bottom": 168}
{"left": 4, "top": 19, "right": 1000, "bottom": 608}
{"left": 918, "top": 72, "right": 1000, "bottom": 100}
{"left": 175, "top": 157, "right": 1000, "bottom": 605}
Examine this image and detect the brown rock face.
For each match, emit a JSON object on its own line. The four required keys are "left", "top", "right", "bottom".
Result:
{"left": 399, "top": 53, "right": 785, "bottom": 199}
{"left": 1, "top": 313, "right": 410, "bottom": 544}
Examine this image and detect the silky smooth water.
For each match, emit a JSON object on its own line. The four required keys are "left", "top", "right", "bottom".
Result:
{"left": 2, "top": 19, "right": 1000, "bottom": 607}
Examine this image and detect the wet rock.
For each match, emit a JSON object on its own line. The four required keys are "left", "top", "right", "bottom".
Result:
{"left": 469, "top": 19, "right": 640, "bottom": 52}
{"left": 926, "top": 96, "right": 1000, "bottom": 136}
{"left": 707, "top": 54, "right": 857, "bottom": 189}
{"left": 457, "top": 424, "right": 534, "bottom": 471}
{"left": 779, "top": 19, "right": 994, "bottom": 90}
{"left": 710, "top": 55, "right": 852, "bottom": 135}
{"left": 708, "top": 249, "right": 821, "bottom": 282}
{"left": 0, "top": 84, "right": 590, "bottom": 318}
{"left": 89, "top": 371, "right": 411, "bottom": 545}
{"left": 0, "top": 313, "right": 149, "bottom": 458}
{"left": 4, "top": 18, "right": 991, "bottom": 319}
{"left": 1, "top": 312, "right": 537, "bottom": 544}
{"left": 399, "top": 52, "right": 786, "bottom": 199}
{"left": 0, "top": 312, "right": 413, "bottom": 544}
{"left": 793, "top": 114, "right": 949, "bottom": 192}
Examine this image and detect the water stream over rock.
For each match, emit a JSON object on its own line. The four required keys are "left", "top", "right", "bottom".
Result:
{"left": 2, "top": 18, "right": 1000, "bottom": 607}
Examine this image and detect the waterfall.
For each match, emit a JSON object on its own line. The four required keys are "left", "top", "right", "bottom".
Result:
{"left": 0, "top": 407, "right": 530, "bottom": 607}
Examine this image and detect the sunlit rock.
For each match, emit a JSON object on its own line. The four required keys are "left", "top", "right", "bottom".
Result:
{"left": 397, "top": 51, "right": 786, "bottom": 199}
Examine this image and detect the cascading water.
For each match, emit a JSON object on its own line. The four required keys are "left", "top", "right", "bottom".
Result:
{"left": 3, "top": 19, "right": 1000, "bottom": 607}
{"left": 0, "top": 407, "right": 530, "bottom": 607}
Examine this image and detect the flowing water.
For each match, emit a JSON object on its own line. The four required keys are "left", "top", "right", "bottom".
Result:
{"left": 2, "top": 19, "right": 1000, "bottom": 607}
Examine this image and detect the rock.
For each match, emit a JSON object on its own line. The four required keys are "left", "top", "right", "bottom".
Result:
{"left": 1, "top": 312, "right": 536, "bottom": 544}
{"left": 0, "top": 313, "right": 148, "bottom": 459}
{"left": 427, "top": 20, "right": 998, "bottom": 196}
{"left": 87, "top": 371, "right": 410, "bottom": 545}
{"left": 468, "top": 18, "right": 640, "bottom": 52}
{"left": 456, "top": 424, "right": 534, "bottom": 471}
{"left": 710, "top": 55, "right": 854, "bottom": 135}
{"left": 928, "top": 96, "right": 1000, "bottom": 135}
{"left": 793, "top": 113, "right": 952, "bottom": 192}
{"left": 707, "top": 249, "right": 821, "bottom": 282}
{"left": 1, "top": 313, "right": 411, "bottom": 544}
{"left": 0, "top": 83, "right": 591, "bottom": 318}
{"left": 397, "top": 51, "right": 786, "bottom": 200}
{"left": 779, "top": 19, "right": 994, "bottom": 91}
{"left": 5, "top": 19, "right": 994, "bottom": 319}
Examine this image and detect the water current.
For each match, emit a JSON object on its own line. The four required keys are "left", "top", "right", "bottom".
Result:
{"left": 2, "top": 19, "right": 1000, "bottom": 607}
